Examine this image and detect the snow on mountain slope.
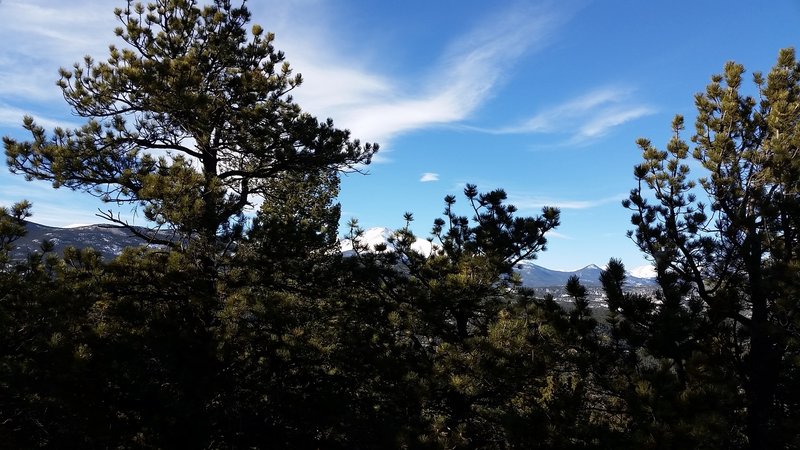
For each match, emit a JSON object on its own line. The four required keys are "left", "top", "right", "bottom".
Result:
{"left": 340, "top": 227, "right": 436, "bottom": 256}
{"left": 515, "top": 260, "right": 656, "bottom": 288}
{"left": 9, "top": 222, "right": 656, "bottom": 289}
{"left": 629, "top": 264, "right": 657, "bottom": 279}
{"left": 11, "top": 221, "right": 168, "bottom": 260}
{"left": 340, "top": 231, "right": 657, "bottom": 288}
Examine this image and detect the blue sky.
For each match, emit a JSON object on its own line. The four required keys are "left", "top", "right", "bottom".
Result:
{"left": 1, "top": 0, "right": 798, "bottom": 272}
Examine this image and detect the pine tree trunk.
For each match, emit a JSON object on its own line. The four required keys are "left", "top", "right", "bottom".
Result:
{"left": 200, "top": 147, "right": 220, "bottom": 277}
{"left": 745, "top": 237, "right": 776, "bottom": 450}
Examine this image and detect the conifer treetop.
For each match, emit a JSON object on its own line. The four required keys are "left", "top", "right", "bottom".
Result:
{"left": 4, "top": 0, "right": 377, "bottom": 245}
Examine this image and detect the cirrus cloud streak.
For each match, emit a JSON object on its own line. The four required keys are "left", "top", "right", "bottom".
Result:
{"left": 473, "top": 86, "right": 655, "bottom": 144}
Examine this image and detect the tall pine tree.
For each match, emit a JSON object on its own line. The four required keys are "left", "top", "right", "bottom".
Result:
{"left": 3, "top": 0, "right": 376, "bottom": 273}
{"left": 624, "top": 48, "right": 800, "bottom": 449}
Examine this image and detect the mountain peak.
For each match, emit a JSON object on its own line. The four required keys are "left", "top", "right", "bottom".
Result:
{"left": 12, "top": 221, "right": 656, "bottom": 287}
{"left": 340, "top": 226, "right": 435, "bottom": 255}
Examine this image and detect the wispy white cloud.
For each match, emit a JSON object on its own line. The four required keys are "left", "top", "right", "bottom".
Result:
{"left": 0, "top": 102, "right": 80, "bottom": 130}
{"left": 0, "top": 0, "right": 572, "bottom": 158}
{"left": 547, "top": 230, "right": 573, "bottom": 240}
{"left": 575, "top": 105, "right": 654, "bottom": 141}
{"left": 250, "top": 2, "right": 568, "bottom": 157}
{"left": 513, "top": 88, "right": 628, "bottom": 133}
{"left": 0, "top": 1, "right": 116, "bottom": 101}
{"left": 508, "top": 192, "right": 627, "bottom": 210}
{"left": 420, "top": 172, "right": 440, "bottom": 182}
{"left": 476, "top": 86, "right": 654, "bottom": 143}
{"left": 1, "top": 0, "right": 570, "bottom": 164}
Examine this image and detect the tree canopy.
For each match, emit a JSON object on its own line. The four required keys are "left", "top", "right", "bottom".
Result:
{"left": 2, "top": 1, "right": 799, "bottom": 447}
{"left": 3, "top": 0, "right": 376, "bottom": 255}
{"left": 624, "top": 47, "right": 800, "bottom": 449}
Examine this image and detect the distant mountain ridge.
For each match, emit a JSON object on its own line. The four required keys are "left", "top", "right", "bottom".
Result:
{"left": 340, "top": 227, "right": 656, "bottom": 288}
{"left": 9, "top": 223, "right": 656, "bottom": 288}
{"left": 514, "top": 260, "right": 656, "bottom": 288}
{"left": 10, "top": 221, "right": 170, "bottom": 261}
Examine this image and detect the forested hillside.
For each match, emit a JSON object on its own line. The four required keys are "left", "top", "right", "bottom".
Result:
{"left": 1, "top": 1, "right": 798, "bottom": 448}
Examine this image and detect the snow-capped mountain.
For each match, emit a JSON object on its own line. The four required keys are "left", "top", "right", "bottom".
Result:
{"left": 341, "top": 228, "right": 656, "bottom": 288}
{"left": 515, "top": 260, "right": 657, "bottom": 288}
{"left": 628, "top": 264, "right": 657, "bottom": 279}
{"left": 340, "top": 226, "right": 436, "bottom": 256}
{"left": 9, "top": 221, "right": 169, "bottom": 261}
{"left": 8, "top": 223, "right": 656, "bottom": 288}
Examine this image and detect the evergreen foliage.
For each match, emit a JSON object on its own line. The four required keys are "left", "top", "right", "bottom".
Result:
{"left": 622, "top": 48, "right": 800, "bottom": 449}
{"left": 3, "top": 0, "right": 376, "bottom": 263}
{"left": 1, "top": 1, "right": 799, "bottom": 447}
{"left": 0, "top": 200, "right": 31, "bottom": 263}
